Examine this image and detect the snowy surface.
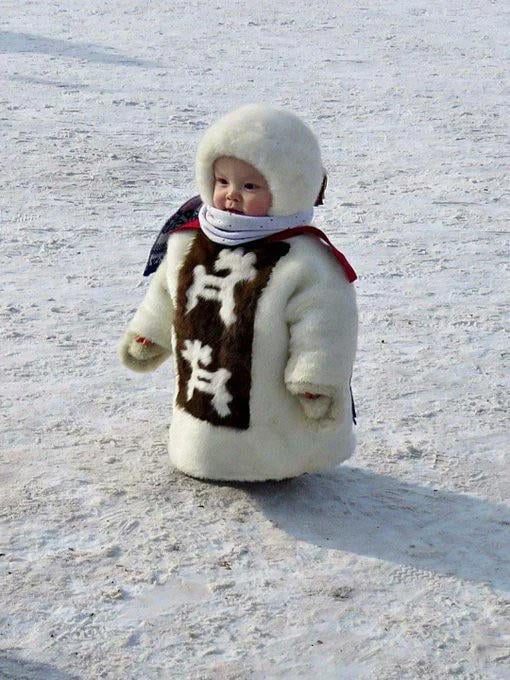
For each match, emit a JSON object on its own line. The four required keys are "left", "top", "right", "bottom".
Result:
{"left": 1, "top": 1, "right": 509, "bottom": 678}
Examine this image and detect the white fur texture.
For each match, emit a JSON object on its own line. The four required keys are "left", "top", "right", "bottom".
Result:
{"left": 118, "top": 331, "right": 171, "bottom": 373}
{"left": 118, "top": 260, "right": 174, "bottom": 371}
{"left": 185, "top": 247, "right": 257, "bottom": 327}
{"left": 120, "top": 231, "right": 358, "bottom": 481}
{"left": 298, "top": 394, "right": 332, "bottom": 419}
{"left": 195, "top": 105, "right": 325, "bottom": 216}
{"left": 286, "top": 382, "right": 335, "bottom": 420}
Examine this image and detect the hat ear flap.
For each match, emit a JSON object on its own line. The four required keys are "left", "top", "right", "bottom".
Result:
{"left": 315, "top": 174, "right": 328, "bottom": 206}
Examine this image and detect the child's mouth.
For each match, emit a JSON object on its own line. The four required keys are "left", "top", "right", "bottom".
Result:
{"left": 226, "top": 209, "right": 243, "bottom": 214}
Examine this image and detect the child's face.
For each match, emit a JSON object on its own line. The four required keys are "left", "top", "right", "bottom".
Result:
{"left": 212, "top": 156, "right": 272, "bottom": 216}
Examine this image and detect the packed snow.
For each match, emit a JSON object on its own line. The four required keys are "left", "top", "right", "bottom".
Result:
{"left": 1, "top": 1, "right": 509, "bottom": 678}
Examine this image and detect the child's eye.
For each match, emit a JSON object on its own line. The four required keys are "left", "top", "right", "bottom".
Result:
{"left": 244, "top": 183, "right": 257, "bottom": 190}
{"left": 215, "top": 177, "right": 228, "bottom": 185}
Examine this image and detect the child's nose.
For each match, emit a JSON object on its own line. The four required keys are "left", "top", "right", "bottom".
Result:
{"left": 226, "top": 186, "right": 241, "bottom": 200}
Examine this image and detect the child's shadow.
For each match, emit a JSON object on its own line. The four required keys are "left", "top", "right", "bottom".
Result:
{"left": 0, "top": 656, "right": 78, "bottom": 679}
{"left": 244, "top": 466, "right": 510, "bottom": 593}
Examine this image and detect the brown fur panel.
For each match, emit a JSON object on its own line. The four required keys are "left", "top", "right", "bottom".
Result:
{"left": 174, "top": 231, "right": 289, "bottom": 429}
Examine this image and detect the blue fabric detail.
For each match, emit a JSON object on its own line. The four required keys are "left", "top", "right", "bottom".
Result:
{"left": 143, "top": 195, "right": 202, "bottom": 277}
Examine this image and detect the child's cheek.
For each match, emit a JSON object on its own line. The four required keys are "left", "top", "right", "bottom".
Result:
{"left": 212, "top": 187, "right": 224, "bottom": 209}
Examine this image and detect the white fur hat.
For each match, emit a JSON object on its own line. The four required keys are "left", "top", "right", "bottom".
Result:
{"left": 195, "top": 104, "right": 325, "bottom": 216}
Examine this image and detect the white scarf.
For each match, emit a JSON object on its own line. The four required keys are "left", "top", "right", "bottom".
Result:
{"left": 198, "top": 204, "right": 314, "bottom": 246}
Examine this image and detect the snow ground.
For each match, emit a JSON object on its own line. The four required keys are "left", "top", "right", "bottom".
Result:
{"left": 1, "top": 0, "right": 509, "bottom": 678}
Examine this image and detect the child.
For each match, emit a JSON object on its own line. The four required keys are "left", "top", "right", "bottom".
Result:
{"left": 118, "top": 104, "right": 358, "bottom": 481}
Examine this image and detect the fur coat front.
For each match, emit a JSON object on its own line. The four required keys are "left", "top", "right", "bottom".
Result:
{"left": 119, "top": 229, "right": 358, "bottom": 481}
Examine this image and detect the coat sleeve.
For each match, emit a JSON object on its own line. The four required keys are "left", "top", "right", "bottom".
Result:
{"left": 284, "top": 244, "right": 358, "bottom": 422}
{"left": 118, "top": 257, "right": 174, "bottom": 373}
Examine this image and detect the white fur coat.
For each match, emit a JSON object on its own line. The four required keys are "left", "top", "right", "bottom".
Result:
{"left": 119, "top": 230, "right": 358, "bottom": 481}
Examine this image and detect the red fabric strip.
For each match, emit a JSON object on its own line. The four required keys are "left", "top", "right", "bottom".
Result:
{"left": 173, "top": 220, "right": 357, "bottom": 283}
{"left": 265, "top": 226, "right": 357, "bottom": 282}
{"left": 175, "top": 218, "right": 200, "bottom": 230}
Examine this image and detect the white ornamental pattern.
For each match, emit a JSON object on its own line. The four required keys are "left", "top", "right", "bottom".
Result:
{"left": 185, "top": 248, "right": 257, "bottom": 327}
{"left": 181, "top": 339, "right": 233, "bottom": 417}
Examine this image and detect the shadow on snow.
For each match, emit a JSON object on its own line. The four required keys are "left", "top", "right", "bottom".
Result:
{"left": 0, "top": 655, "right": 78, "bottom": 680}
{"left": 0, "top": 31, "right": 159, "bottom": 68}
{"left": 241, "top": 466, "right": 510, "bottom": 593}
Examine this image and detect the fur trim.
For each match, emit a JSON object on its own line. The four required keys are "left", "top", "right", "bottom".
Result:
{"left": 286, "top": 381, "right": 336, "bottom": 422}
{"left": 298, "top": 394, "right": 331, "bottom": 420}
{"left": 195, "top": 105, "right": 324, "bottom": 216}
{"left": 118, "top": 331, "right": 171, "bottom": 373}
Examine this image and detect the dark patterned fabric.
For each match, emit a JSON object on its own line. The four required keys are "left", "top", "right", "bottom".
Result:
{"left": 173, "top": 231, "right": 290, "bottom": 430}
{"left": 143, "top": 195, "right": 202, "bottom": 277}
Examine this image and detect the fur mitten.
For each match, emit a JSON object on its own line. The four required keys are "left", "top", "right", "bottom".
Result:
{"left": 297, "top": 394, "right": 332, "bottom": 420}
{"left": 118, "top": 331, "right": 171, "bottom": 373}
{"left": 286, "top": 381, "right": 336, "bottom": 421}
